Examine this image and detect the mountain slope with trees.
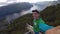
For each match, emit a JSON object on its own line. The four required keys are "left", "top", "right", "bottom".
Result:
{"left": 1, "top": 4, "right": 60, "bottom": 34}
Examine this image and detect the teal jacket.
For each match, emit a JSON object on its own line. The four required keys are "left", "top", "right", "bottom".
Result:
{"left": 33, "top": 18, "right": 53, "bottom": 33}
{"left": 33, "top": 18, "right": 45, "bottom": 32}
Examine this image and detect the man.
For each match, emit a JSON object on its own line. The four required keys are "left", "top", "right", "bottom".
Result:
{"left": 32, "top": 10, "right": 45, "bottom": 34}
{"left": 32, "top": 10, "right": 53, "bottom": 34}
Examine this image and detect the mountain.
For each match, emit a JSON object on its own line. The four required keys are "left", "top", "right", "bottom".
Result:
{"left": 34, "top": 1, "right": 54, "bottom": 11}
{"left": 58, "top": 0, "right": 60, "bottom": 3}
{"left": 0, "top": 2, "right": 33, "bottom": 32}
{"left": 1, "top": 4, "right": 60, "bottom": 34}
{"left": 0, "top": 2, "right": 33, "bottom": 20}
{"left": 34, "top": 1, "right": 60, "bottom": 11}
{"left": 40, "top": 4, "right": 60, "bottom": 26}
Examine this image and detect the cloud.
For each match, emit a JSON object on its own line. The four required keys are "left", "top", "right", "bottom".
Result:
{"left": 34, "top": 1, "right": 59, "bottom": 11}
{"left": 16, "top": 0, "right": 57, "bottom": 3}
{"left": 0, "top": 0, "right": 7, "bottom": 3}
{"left": 0, "top": 0, "right": 16, "bottom": 7}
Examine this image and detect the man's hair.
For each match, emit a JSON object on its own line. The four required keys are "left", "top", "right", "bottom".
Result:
{"left": 32, "top": 10, "right": 39, "bottom": 14}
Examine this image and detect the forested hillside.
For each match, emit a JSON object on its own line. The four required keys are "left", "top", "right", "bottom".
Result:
{"left": 1, "top": 4, "right": 60, "bottom": 34}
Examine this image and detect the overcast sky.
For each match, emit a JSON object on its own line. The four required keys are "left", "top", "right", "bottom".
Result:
{"left": 0, "top": 0, "right": 58, "bottom": 7}
{"left": 0, "top": 0, "right": 57, "bottom": 3}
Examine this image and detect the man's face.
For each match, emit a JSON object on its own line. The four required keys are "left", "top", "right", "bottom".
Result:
{"left": 32, "top": 12, "right": 40, "bottom": 19}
